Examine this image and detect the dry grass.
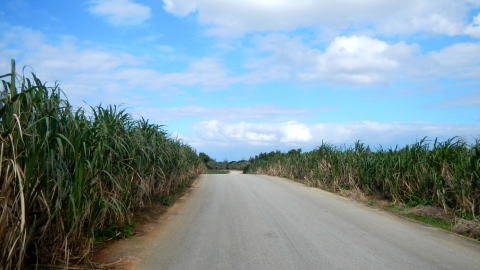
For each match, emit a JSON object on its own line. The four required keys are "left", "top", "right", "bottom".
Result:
{"left": 453, "top": 219, "right": 480, "bottom": 238}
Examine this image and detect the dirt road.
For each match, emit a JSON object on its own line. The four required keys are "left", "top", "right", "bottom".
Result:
{"left": 135, "top": 172, "right": 480, "bottom": 270}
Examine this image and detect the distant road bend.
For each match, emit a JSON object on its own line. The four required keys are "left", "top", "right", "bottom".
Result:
{"left": 136, "top": 171, "right": 480, "bottom": 270}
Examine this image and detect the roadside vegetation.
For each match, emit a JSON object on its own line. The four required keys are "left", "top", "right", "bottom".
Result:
{"left": 244, "top": 139, "right": 480, "bottom": 238}
{"left": 206, "top": 169, "right": 230, "bottom": 174}
{"left": 199, "top": 152, "right": 249, "bottom": 172}
{"left": 0, "top": 61, "right": 205, "bottom": 269}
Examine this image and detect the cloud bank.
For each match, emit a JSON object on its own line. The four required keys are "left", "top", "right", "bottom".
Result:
{"left": 187, "top": 120, "right": 480, "bottom": 154}
{"left": 248, "top": 34, "right": 480, "bottom": 85}
{"left": 163, "top": 0, "right": 480, "bottom": 37}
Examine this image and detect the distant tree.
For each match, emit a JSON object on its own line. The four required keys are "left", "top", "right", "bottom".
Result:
{"left": 199, "top": 152, "right": 212, "bottom": 163}
{"left": 287, "top": 149, "right": 302, "bottom": 155}
{"left": 198, "top": 153, "right": 249, "bottom": 171}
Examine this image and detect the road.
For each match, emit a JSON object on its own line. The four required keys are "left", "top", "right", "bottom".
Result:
{"left": 136, "top": 172, "right": 480, "bottom": 270}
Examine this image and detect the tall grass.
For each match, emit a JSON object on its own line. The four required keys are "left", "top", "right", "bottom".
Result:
{"left": 0, "top": 60, "right": 204, "bottom": 269}
{"left": 245, "top": 139, "right": 480, "bottom": 217}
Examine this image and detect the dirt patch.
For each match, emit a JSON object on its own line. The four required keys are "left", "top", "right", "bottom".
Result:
{"left": 92, "top": 205, "right": 169, "bottom": 269}
{"left": 402, "top": 205, "right": 451, "bottom": 220}
{"left": 339, "top": 188, "right": 368, "bottom": 201}
{"left": 374, "top": 200, "right": 391, "bottom": 207}
{"left": 453, "top": 219, "right": 480, "bottom": 238}
{"left": 92, "top": 179, "right": 200, "bottom": 270}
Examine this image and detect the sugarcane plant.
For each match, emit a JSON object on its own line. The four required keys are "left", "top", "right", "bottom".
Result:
{"left": 245, "top": 139, "right": 480, "bottom": 218}
{"left": 0, "top": 60, "right": 205, "bottom": 269}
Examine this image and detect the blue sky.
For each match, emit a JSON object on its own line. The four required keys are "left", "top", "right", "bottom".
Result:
{"left": 1, "top": 0, "right": 480, "bottom": 160}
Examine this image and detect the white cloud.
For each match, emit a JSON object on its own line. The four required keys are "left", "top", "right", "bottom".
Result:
{"left": 113, "top": 58, "right": 235, "bottom": 91}
{"left": 281, "top": 122, "right": 312, "bottom": 143}
{"left": 245, "top": 34, "right": 319, "bottom": 82}
{"left": 0, "top": 26, "right": 238, "bottom": 105}
{"left": 421, "top": 42, "right": 480, "bottom": 79}
{"left": 2, "top": 24, "right": 479, "bottom": 94}
{"left": 192, "top": 120, "right": 313, "bottom": 146}
{"left": 312, "top": 36, "right": 416, "bottom": 84}
{"left": 247, "top": 34, "right": 480, "bottom": 85}
{"left": 188, "top": 120, "right": 480, "bottom": 150}
{"left": 89, "top": 0, "right": 151, "bottom": 26}
{"left": 0, "top": 26, "right": 140, "bottom": 99}
{"left": 465, "top": 13, "right": 480, "bottom": 38}
{"left": 248, "top": 34, "right": 417, "bottom": 84}
{"left": 131, "top": 104, "right": 335, "bottom": 122}
{"left": 162, "top": 0, "right": 480, "bottom": 37}
{"left": 163, "top": 0, "right": 197, "bottom": 16}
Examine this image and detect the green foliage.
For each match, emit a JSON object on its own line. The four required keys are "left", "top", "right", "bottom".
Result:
{"left": 94, "top": 221, "right": 135, "bottom": 242}
{"left": 245, "top": 139, "right": 480, "bottom": 216}
{"left": 158, "top": 195, "right": 173, "bottom": 206}
{"left": 205, "top": 159, "right": 249, "bottom": 171}
{"left": 406, "top": 197, "right": 433, "bottom": 207}
{"left": 198, "top": 151, "right": 249, "bottom": 171}
{"left": 401, "top": 214, "right": 452, "bottom": 231}
{"left": 199, "top": 152, "right": 212, "bottom": 163}
{"left": 206, "top": 169, "right": 229, "bottom": 174}
{"left": 0, "top": 61, "right": 204, "bottom": 269}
